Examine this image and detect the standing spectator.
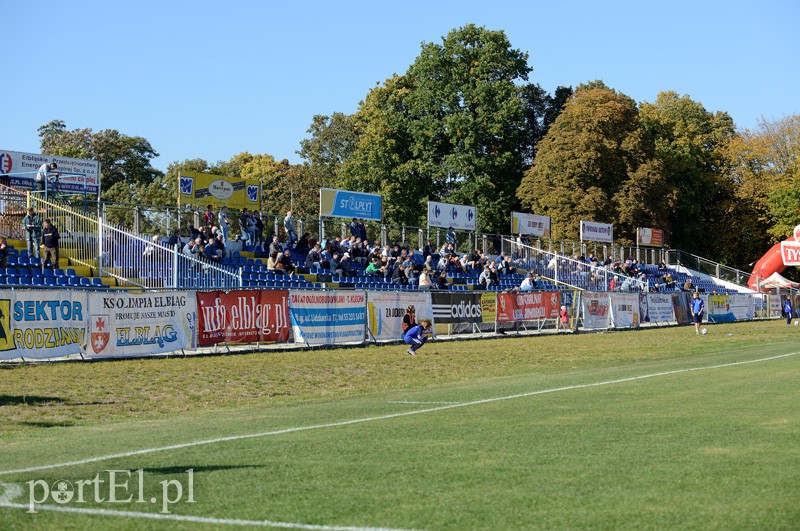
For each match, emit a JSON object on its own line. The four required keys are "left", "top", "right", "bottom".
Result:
{"left": 284, "top": 210, "right": 297, "bottom": 248}
{"left": 402, "top": 305, "right": 417, "bottom": 334}
{"left": 167, "top": 228, "right": 181, "bottom": 249}
{"left": 403, "top": 319, "right": 433, "bottom": 355}
{"left": 558, "top": 305, "right": 570, "bottom": 331}
{"left": 691, "top": 292, "right": 705, "bottom": 335}
{"left": 41, "top": 219, "right": 60, "bottom": 272}
{"left": 349, "top": 218, "right": 359, "bottom": 239}
{"left": 784, "top": 297, "right": 793, "bottom": 325}
{"left": 357, "top": 218, "right": 368, "bottom": 240}
{"left": 203, "top": 205, "right": 215, "bottom": 231}
{"left": 238, "top": 208, "right": 251, "bottom": 243}
{"left": 252, "top": 211, "right": 264, "bottom": 250}
{"left": 35, "top": 162, "right": 58, "bottom": 193}
{"left": 22, "top": 206, "right": 42, "bottom": 259}
{"left": 218, "top": 206, "right": 230, "bottom": 243}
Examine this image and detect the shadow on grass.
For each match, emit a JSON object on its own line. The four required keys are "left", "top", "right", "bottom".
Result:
{"left": 0, "top": 395, "right": 64, "bottom": 406}
{"left": 18, "top": 420, "right": 76, "bottom": 428}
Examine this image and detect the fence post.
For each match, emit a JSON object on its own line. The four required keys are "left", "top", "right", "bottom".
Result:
{"left": 172, "top": 245, "right": 179, "bottom": 289}
{"left": 98, "top": 204, "right": 105, "bottom": 278}
{"left": 418, "top": 228, "right": 424, "bottom": 252}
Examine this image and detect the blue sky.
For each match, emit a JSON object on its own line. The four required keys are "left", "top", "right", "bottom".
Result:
{"left": 3, "top": 0, "right": 798, "bottom": 172}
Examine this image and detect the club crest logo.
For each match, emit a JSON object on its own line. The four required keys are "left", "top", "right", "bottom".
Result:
{"left": 90, "top": 315, "right": 110, "bottom": 354}
{"left": 246, "top": 185, "right": 259, "bottom": 202}
{"left": 179, "top": 177, "right": 194, "bottom": 195}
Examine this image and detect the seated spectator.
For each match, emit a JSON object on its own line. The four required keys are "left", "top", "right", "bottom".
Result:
{"left": 183, "top": 237, "right": 202, "bottom": 257}
{"left": 391, "top": 262, "right": 409, "bottom": 285}
{"left": 143, "top": 235, "right": 160, "bottom": 258}
{"left": 0, "top": 236, "right": 8, "bottom": 269}
{"left": 418, "top": 269, "right": 432, "bottom": 290}
{"left": 499, "top": 255, "right": 516, "bottom": 276}
{"left": 277, "top": 249, "right": 296, "bottom": 276}
{"left": 295, "top": 233, "right": 311, "bottom": 254}
{"left": 365, "top": 257, "right": 383, "bottom": 277}
{"left": 433, "top": 270, "right": 450, "bottom": 290}
{"left": 478, "top": 265, "right": 498, "bottom": 289}
{"left": 683, "top": 278, "right": 694, "bottom": 292}
{"left": 519, "top": 272, "right": 535, "bottom": 292}
{"left": 214, "top": 233, "right": 226, "bottom": 258}
{"left": 269, "top": 236, "right": 283, "bottom": 257}
{"left": 423, "top": 240, "right": 437, "bottom": 261}
{"left": 167, "top": 229, "right": 181, "bottom": 249}
{"left": 267, "top": 251, "right": 280, "bottom": 272}
{"left": 306, "top": 244, "right": 323, "bottom": 270}
{"left": 203, "top": 240, "right": 221, "bottom": 263}
{"left": 423, "top": 255, "right": 435, "bottom": 273}
{"left": 335, "top": 252, "right": 355, "bottom": 277}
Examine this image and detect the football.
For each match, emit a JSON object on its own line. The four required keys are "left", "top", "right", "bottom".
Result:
{"left": 701, "top": 328, "right": 708, "bottom": 335}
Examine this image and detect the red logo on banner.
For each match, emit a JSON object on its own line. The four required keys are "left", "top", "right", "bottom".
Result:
{"left": 90, "top": 315, "right": 110, "bottom": 354}
{"left": 781, "top": 241, "right": 800, "bottom": 266}
{"left": 496, "top": 291, "right": 560, "bottom": 322}
{"left": 196, "top": 290, "right": 290, "bottom": 346}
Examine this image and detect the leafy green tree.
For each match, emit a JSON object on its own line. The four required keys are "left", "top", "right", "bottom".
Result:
{"left": 517, "top": 83, "right": 669, "bottom": 244}
{"left": 38, "top": 120, "right": 161, "bottom": 196}
{"left": 639, "top": 91, "right": 737, "bottom": 258}
{"left": 341, "top": 25, "right": 537, "bottom": 232}
{"left": 298, "top": 113, "right": 358, "bottom": 182}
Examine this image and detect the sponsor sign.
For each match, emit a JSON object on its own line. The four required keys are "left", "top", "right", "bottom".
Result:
{"left": 511, "top": 212, "right": 551, "bottom": 238}
{"left": 480, "top": 292, "right": 497, "bottom": 324}
{"left": 496, "top": 291, "right": 560, "bottom": 322}
{"left": 319, "top": 188, "right": 382, "bottom": 221}
{"left": 582, "top": 292, "right": 610, "bottom": 329}
{"left": 84, "top": 292, "right": 196, "bottom": 357}
{"left": 637, "top": 227, "right": 664, "bottom": 247}
{"left": 196, "top": 290, "right": 289, "bottom": 346}
{"left": 178, "top": 171, "right": 260, "bottom": 210}
{"left": 769, "top": 296, "right": 782, "bottom": 318}
{"left": 0, "top": 149, "right": 101, "bottom": 194}
{"left": 610, "top": 292, "right": 639, "bottom": 328}
{"left": 727, "top": 293, "right": 754, "bottom": 321}
{"left": 645, "top": 293, "right": 675, "bottom": 323}
{"left": 780, "top": 241, "right": 800, "bottom": 266}
{"left": 290, "top": 290, "right": 366, "bottom": 345}
{"left": 0, "top": 291, "right": 88, "bottom": 360}
{"left": 579, "top": 220, "right": 613, "bottom": 244}
{"left": 427, "top": 201, "right": 477, "bottom": 231}
{"left": 431, "top": 292, "right": 484, "bottom": 324}
{"left": 366, "top": 292, "right": 433, "bottom": 341}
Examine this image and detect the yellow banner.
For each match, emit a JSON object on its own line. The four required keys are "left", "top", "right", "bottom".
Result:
{"left": 178, "top": 171, "right": 260, "bottom": 210}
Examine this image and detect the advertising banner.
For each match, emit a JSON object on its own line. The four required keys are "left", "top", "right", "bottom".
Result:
{"left": 366, "top": 292, "right": 433, "bottom": 341}
{"left": 431, "top": 292, "right": 484, "bottom": 324}
{"left": 196, "top": 290, "right": 289, "bottom": 346}
{"left": 780, "top": 241, "right": 800, "bottom": 266}
{"left": 85, "top": 292, "right": 196, "bottom": 358}
{"left": 645, "top": 293, "right": 675, "bottom": 323}
{"left": 0, "top": 291, "right": 88, "bottom": 360}
{"left": 0, "top": 149, "right": 101, "bottom": 194}
{"left": 427, "top": 201, "right": 477, "bottom": 231}
{"left": 579, "top": 221, "right": 613, "bottom": 244}
{"left": 636, "top": 227, "right": 664, "bottom": 247}
{"left": 769, "top": 296, "right": 782, "bottom": 318}
{"left": 511, "top": 212, "right": 551, "bottom": 238}
{"left": 496, "top": 291, "right": 560, "bottom": 322}
{"left": 319, "top": 188, "right": 382, "bottom": 221}
{"left": 671, "top": 292, "right": 694, "bottom": 325}
{"left": 582, "top": 292, "right": 611, "bottom": 329}
{"left": 290, "top": 290, "right": 366, "bottom": 346}
{"left": 727, "top": 293, "right": 754, "bottom": 321}
{"left": 480, "top": 292, "right": 497, "bottom": 324}
{"left": 707, "top": 294, "right": 734, "bottom": 323}
{"left": 610, "top": 292, "right": 639, "bottom": 328}
{"left": 178, "top": 171, "right": 260, "bottom": 210}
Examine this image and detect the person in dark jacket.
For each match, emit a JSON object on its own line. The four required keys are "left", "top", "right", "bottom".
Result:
{"left": 41, "top": 219, "right": 60, "bottom": 272}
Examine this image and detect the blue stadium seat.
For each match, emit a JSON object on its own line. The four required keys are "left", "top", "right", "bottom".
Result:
{"left": 80, "top": 277, "right": 91, "bottom": 286}
{"left": 18, "top": 276, "right": 31, "bottom": 286}
{"left": 91, "top": 277, "right": 104, "bottom": 287}
{"left": 68, "top": 277, "right": 81, "bottom": 287}
{"left": 66, "top": 268, "right": 77, "bottom": 277}
{"left": 54, "top": 268, "right": 66, "bottom": 277}
{"left": 56, "top": 277, "right": 69, "bottom": 286}
{"left": 29, "top": 256, "right": 41, "bottom": 267}
{"left": 31, "top": 276, "right": 44, "bottom": 286}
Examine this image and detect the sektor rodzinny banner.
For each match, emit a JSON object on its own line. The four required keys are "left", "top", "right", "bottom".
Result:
{"left": 196, "top": 289, "right": 290, "bottom": 346}
{"left": 0, "top": 290, "right": 88, "bottom": 360}
{"left": 84, "top": 291, "right": 196, "bottom": 358}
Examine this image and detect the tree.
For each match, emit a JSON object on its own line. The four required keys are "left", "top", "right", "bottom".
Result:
{"left": 298, "top": 113, "right": 358, "bottom": 183}
{"left": 517, "top": 83, "right": 669, "bottom": 244}
{"left": 639, "top": 91, "right": 737, "bottom": 259}
{"left": 38, "top": 120, "right": 161, "bottom": 196}
{"left": 341, "top": 25, "right": 537, "bottom": 232}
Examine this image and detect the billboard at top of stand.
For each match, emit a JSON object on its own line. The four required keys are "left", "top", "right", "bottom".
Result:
{"left": 0, "top": 149, "right": 101, "bottom": 195}
{"left": 580, "top": 220, "right": 613, "bottom": 244}
{"left": 319, "top": 188, "right": 382, "bottom": 221}
{"left": 178, "top": 171, "right": 260, "bottom": 210}
{"left": 428, "top": 201, "right": 477, "bottom": 231}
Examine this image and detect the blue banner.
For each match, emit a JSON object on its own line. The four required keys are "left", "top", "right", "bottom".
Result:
{"left": 320, "top": 188, "right": 382, "bottom": 221}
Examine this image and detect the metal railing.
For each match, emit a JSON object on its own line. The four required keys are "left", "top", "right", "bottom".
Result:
{"left": 509, "top": 237, "right": 649, "bottom": 292}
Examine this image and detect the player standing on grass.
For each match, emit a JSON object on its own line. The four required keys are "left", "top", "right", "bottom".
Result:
{"left": 691, "top": 292, "right": 704, "bottom": 335}
{"left": 404, "top": 319, "right": 432, "bottom": 355}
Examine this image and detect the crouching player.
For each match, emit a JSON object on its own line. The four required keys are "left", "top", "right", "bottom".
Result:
{"left": 404, "top": 319, "right": 433, "bottom": 355}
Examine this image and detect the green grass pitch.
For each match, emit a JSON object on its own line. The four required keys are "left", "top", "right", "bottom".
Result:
{"left": 1, "top": 320, "right": 798, "bottom": 529}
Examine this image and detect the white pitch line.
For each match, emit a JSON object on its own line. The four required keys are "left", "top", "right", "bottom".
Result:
{"left": 0, "top": 501, "right": 415, "bottom": 531}
{"left": 0, "top": 352, "right": 796, "bottom": 477}
{"left": 387, "top": 401, "right": 460, "bottom": 404}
